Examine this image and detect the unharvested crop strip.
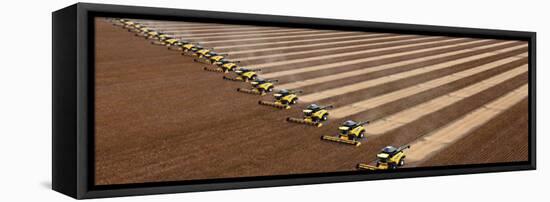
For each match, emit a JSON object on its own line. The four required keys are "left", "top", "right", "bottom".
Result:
{"left": 366, "top": 64, "right": 528, "bottom": 135}
{"left": 231, "top": 35, "right": 435, "bottom": 62}
{"left": 276, "top": 41, "right": 517, "bottom": 89}
{"left": 260, "top": 39, "right": 481, "bottom": 77}
{"left": 147, "top": 24, "right": 246, "bottom": 31}
{"left": 298, "top": 44, "right": 526, "bottom": 102}
{"left": 214, "top": 34, "right": 385, "bottom": 50}
{"left": 254, "top": 37, "right": 462, "bottom": 69}
{"left": 404, "top": 84, "right": 528, "bottom": 165}
{"left": 327, "top": 52, "right": 527, "bottom": 118}
{"left": 153, "top": 26, "right": 278, "bottom": 33}
{"left": 199, "top": 32, "right": 365, "bottom": 45}
{"left": 172, "top": 29, "right": 326, "bottom": 40}
{"left": 166, "top": 28, "right": 314, "bottom": 38}
{"left": 132, "top": 20, "right": 228, "bottom": 27}
{"left": 224, "top": 34, "right": 397, "bottom": 55}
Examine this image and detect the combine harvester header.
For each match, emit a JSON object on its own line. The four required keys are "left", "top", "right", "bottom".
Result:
{"left": 287, "top": 104, "right": 333, "bottom": 127}
{"left": 237, "top": 78, "right": 278, "bottom": 95}
{"left": 258, "top": 89, "right": 302, "bottom": 109}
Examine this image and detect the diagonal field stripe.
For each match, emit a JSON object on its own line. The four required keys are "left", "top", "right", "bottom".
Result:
{"left": 276, "top": 41, "right": 517, "bottom": 90}
{"left": 366, "top": 63, "right": 528, "bottom": 136}
{"left": 254, "top": 37, "right": 457, "bottom": 69}
{"left": 140, "top": 23, "right": 223, "bottom": 27}
{"left": 130, "top": 21, "right": 211, "bottom": 26}
{"left": 199, "top": 31, "right": 363, "bottom": 45}
{"left": 132, "top": 20, "right": 231, "bottom": 27}
{"left": 224, "top": 34, "right": 396, "bottom": 55}
{"left": 171, "top": 29, "right": 325, "bottom": 40}
{"left": 147, "top": 24, "right": 246, "bottom": 31}
{"left": 254, "top": 37, "right": 468, "bottom": 70}
{"left": 260, "top": 39, "right": 483, "bottom": 77}
{"left": 131, "top": 20, "right": 286, "bottom": 31}
{"left": 230, "top": 35, "right": 429, "bottom": 62}
{"left": 404, "top": 84, "right": 528, "bottom": 164}
{"left": 213, "top": 34, "right": 384, "bottom": 50}
{"left": 141, "top": 22, "right": 254, "bottom": 30}
{"left": 298, "top": 44, "right": 526, "bottom": 102}
{"left": 328, "top": 51, "right": 527, "bottom": 119}
{"left": 168, "top": 28, "right": 311, "bottom": 37}
{"left": 169, "top": 28, "right": 315, "bottom": 35}
{"left": 154, "top": 26, "right": 278, "bottom": 33}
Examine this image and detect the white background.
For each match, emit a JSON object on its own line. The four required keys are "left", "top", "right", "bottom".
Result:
{"left": 0, "top": 0, "right": 547, "bottom": 201}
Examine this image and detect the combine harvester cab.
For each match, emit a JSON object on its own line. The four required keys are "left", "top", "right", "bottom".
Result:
{"left": 321, "top": 120, "right": 369, "bottom": 146}
{"left": 258, "top": 89, "right": 301, "bottom": 109}
{"left": 287, "top": 104, "right": 333, "bottom": 127}
{"left": 237, "top": 78, "right": 277, "bottom": 95}
{"left": 223, "top": 68, "right": 260, "bottom": 82}
{"left": 357, "top": 145, "right": 410, "bottom": 170}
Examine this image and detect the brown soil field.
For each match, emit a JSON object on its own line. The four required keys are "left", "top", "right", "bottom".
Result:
{"left": 95, "top": 18, "right": 530, "bottom": 185}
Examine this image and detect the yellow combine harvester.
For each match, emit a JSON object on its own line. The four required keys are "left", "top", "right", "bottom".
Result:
{"left": 114, "top": 19, "right": 143, "bottom": 32}
{"left": 145, "top": 32, "right": 192, "bottom": 48}
{"left": 209, "top": 54, "right": 234, "bottom": 65}
{"left": 208, "top": 55, "right": 227, "bottom": 64}
{"left": 193, "top": 49, "right": 225, "bottom": 60}
{"left": 194, "top": 51, "right": 229, "bottom": 64}
{"left": 204, "top": 60, "right": 240, "bottom": 73}
{"left": 164, "top": 37, "right": 195, "bottom": 50}
{"left": 287, "top": 104, "right": 333, "bottom": 127}
{"left": 357, "top": 145, "right": 410, "bottom": 170}
{"left": 180, "top": 44, "right": 204, "bottom": 55}
{"left": 258, "top": 89, "right": 302, "bottom": 109}
{"left": 142, "top": 30, "right": 170, "bottom": 41}
{"left": 121, "top": 20, "right": 136, "bottom": 29}
{"left": 112, "top": 18, "right": 127, "bottom": 26}
{"left": 112, "top": 19, "right": 173, "bottom": 45}
{"left": 321, "top": 120, "right": 369, "bottom": 146}
{"left": 223, "top": 68, "right": 260, "bottom": 82}
{"left": 124, "top": 21, "right": 144, "bottom": 32}
{"left": 129, "top": 24, "right": 143, "bottom": 32}
{"left": 167, "top": 39, "right": 181, "bottom": 46}
{"left": 237, "top": 78, "right": 277, "bottom": 95}
{"left": 135, "top": 27, "right": 151, "bottom": 36}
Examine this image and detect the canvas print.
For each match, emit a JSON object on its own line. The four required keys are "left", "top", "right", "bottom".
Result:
{"left": 94, "top": 17, "right": 530, "bottom": 185}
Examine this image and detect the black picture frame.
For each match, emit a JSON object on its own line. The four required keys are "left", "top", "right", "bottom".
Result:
{"left": 52, "top": 3, "right": 536, "bottom": 199}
